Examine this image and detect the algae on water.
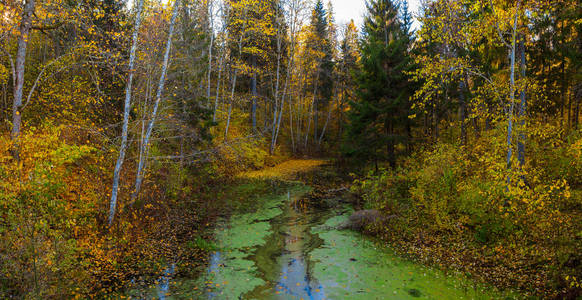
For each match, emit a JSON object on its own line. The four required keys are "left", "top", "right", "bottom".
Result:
{"left": 143, "top": 183, "right": 516, "bottom": 299}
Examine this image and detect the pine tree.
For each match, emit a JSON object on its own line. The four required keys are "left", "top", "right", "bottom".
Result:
{"left": 344, "top": 0, "right": 414, "bottom": 168}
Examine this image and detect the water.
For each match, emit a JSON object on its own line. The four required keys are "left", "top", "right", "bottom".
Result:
{"left": 146, "top": 184, "right": 516, "bottom": 299}
{"left": 156, "top": 264, "right": 175, "bottom": 300}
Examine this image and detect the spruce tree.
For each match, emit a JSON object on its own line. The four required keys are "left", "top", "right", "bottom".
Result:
{"left": 343, "top": 0, "right": 414, "bottom": 168}
{"left": 336, "top": 20, "right": 359, "bottom": 140}
{"left": 308, "top": 0, "right": 334, "bottom": 144}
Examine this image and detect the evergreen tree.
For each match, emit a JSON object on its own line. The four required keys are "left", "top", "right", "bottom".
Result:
{"left": 326, "top": 1, "right": 339, "bottom": 60}
{"left": 399, "top": 0, "right": 414, "bottom": 39}
{"left": 307, "top": 0, "right": 334, "bottom": 144}
{"left": 336, "top": 20, "right": 359, "bottom": 139}
{"left": 343, "top": 0, "right": 414, "bottom": 168}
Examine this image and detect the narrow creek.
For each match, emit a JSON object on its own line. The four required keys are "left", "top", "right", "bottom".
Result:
{"left": 146, "top": 182, "right": 515, "bottom": 299}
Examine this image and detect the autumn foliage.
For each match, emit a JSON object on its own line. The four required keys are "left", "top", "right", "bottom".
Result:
{"left": 352, "top": 125, "right": 582, "bottom": 297}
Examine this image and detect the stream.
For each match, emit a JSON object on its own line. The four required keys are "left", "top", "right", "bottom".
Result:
{"left": 145, "top": 183, "right": 515, "bottom": 299}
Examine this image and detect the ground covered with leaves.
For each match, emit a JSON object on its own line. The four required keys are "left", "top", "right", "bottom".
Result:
{"left": 0, "top": 125, "right": 294, "bottom": 298}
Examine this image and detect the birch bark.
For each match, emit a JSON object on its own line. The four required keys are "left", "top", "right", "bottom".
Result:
{"left": 132, "top": 0, "right": 181, "bottom": 201}
{"left": 108, "top": 0, "right": 145, "bottom": 225}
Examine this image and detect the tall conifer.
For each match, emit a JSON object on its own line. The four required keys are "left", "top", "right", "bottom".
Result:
{"left": 344, "top": 0, "right": 414, "bottom": 167}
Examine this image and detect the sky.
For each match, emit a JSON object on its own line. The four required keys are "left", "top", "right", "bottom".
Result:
{"left": 330, "top": 0, "right": 422, "bottom": 31}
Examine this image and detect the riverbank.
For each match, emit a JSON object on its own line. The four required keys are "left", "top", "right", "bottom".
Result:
{"left": 122, "top": 159, "right": 328, "bottom": 297}
{"left": 132, "top": 159, "right": 518, "bottom": 299}
{"left": 349, "top": 142, "right": 582, "bottom": 299}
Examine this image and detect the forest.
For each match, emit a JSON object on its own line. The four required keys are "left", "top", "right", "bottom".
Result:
{"left": 0, "top": 0, "right": 581, "bottom": 298}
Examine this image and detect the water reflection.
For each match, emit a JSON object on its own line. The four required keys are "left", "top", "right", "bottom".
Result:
{"left": 207, "top": 251, "right": 222, "bottom": 299}
{"left": 148, "top": 185, "right": 515, "bottom": 299}
{"left": 271, "top": 206, "right": 326, "bottom": 299}
{"left": 156, "top": 264, "right": 175, "bottom": 300}
{"left": 276, "top": 256, "right": 325, "bottom": 299}
{"left": 201, "top": 188, "right": 330, "bottom": 299}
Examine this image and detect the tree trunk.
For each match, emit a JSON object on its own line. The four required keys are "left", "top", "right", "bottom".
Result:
{"left": 305, "top": 74, "right": 319, "bottom": 149}
{"left": 213, "top": 49, "right": 224, "bottom": 123}
{"left": 432, "top": 101, "right": 439, "bottom": 142}
{"left": 313, "top": 98, "right": 318, "bottom": 144}
{"left": 206, "top": 0, "right": 214, "bottom": 107}
{"left": 575, "top": 85, "right": 580, "bottom": 130}
{"left": 458, "top": 80, "right": 467, "bottom": 146}
{"left": 10, "top": 0, "right": 36, "bottom": 159}
{"left": 264, "top": 90, "right": 270, "bottom": 130}
{"left": 251, "top": 56, "right": 257, "bottom": 132}
{"left": 137, "top": 70, "right": 152, "bottom": 194}
{"left": 271, "top": 15, "right": 291, "bottom": 154}
{"left": 305, "top": 100, "right": 313, "bottom": 148}
{"left": 108, "top": 0, "right": 145, "bottom": 225}
{"left": 270, "top": 61, "right": 281, "bottom": 153}
{"left": 560, "top": 20, "right": 566, "bottom": 129}
{"left": 335, "top": 80, "right": 344, "bottom": 143}
{"left": 463, "top": 75, "right": 480, "bottom": 138}
{"left": 225, "top": 70, "right": 237, "bottom": 141}
{"left": 296, "top": 75, "right": 306, "bottom": 150}
{"left": 132, "top": 0, "right": 180, "bottom": 202}
{"left": 517, "top": 36, "right": 526, "bottom": 168}
{"left": 506, "top": 0, "right": 520, "bottom": 187}
{"left": 318, "top": 104, "right": 332, "bottom": 145}
{"left": 225, "top": 8, "right": 248, "bottom": 140}
{"left": 289, "top": 94, "right": 295, "bottom": 153}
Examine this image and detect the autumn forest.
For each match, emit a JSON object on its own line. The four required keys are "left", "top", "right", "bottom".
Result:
{"left": 1, "top": 0, "right": 581, "bottom": 298}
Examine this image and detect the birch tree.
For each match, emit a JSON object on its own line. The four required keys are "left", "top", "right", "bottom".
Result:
{"left": 10, "top": 0, "right": 35, "bottom": 159}
{"left": 213, "top": 2, "right": 228, "bottom": 123}
{"left": 412, "top": 0, "right": 536, "bottom": 182}
{"left": 270, "top": 0, "right": 301, "bottom": 154}
{"left": 206, "top": 0, "right": 215, "bottom": 107}
{"left": 132, "top": 0, "right": 181, "bottom": 200}
{"left": 505, "top": 0, "right": 521, "bottom": 186}
{"left": 224, "top": 1, "right": 252, "bottom": 140}
{"left": 108, "top": 0, "right": 145, "bottom": 225}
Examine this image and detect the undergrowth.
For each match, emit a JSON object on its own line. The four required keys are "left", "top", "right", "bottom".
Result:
{"left": 351, "top": 124, "right": 582, "bottom": 298}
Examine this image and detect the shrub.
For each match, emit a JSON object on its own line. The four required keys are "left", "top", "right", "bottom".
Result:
{"left": 0, "top": 125, "right": 100, "bottom": 298}
{"left": 350, "top": 124, "right": 582, "bottom": 297}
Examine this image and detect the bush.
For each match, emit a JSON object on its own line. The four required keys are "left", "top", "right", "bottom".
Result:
{"left": 350, "top": 124, "right": 582, "bottom": 297}
{"left": 0, "top": 125, "right": 100, "bottom": 298}
{"left": 352, "top": 168, "right": 412, "bottom": 214}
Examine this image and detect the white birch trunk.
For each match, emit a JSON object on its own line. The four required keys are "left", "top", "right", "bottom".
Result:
{"left": 206, "top": 0, "right": 214, "bottom": 106}
{"left": 224, "top": 6, "right": 249, "bottom": 140}
{"left": 108, "top": 0, "right": 145, "bottom": 225}
{"left": 132, "top": 0, "right": 180, "bottom": 201}
{"left": 10, "top": 0, "right": 35, "bottom": 159}
{"left": 270, "top": 15, "right": 283, "bottom": 154}
{"left": 318, "top": 102, "right": 332, "bottom": 145}
{"left": 213, "top": 46, "right": 224, "bottom": 122}
{"left": 224, "top": 70, "right": 237, "bottom": 140}
{"left": 506, "top": 0, "right": 520, "bottom": 187}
